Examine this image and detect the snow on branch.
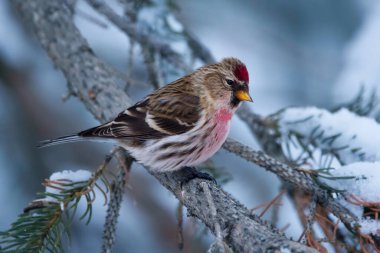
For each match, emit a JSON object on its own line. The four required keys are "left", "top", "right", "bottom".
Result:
{"left": 0, "top": 168, "right": 110, "bottom": 253}
{"left": 274, "top": 106, "right": 380, "bottom": 249}
{"left": 336, "top": 86, "right": 380, "bottom": 121}
{"left": 322, "top": 162, "right": 380, "bottom": 236}
{"left": 277, "top": 107, "right": 380, "bottom": 164}
{"left": 46, "top": 170, "right": 92, "bottom": 197}
{"left": 238, "top": 104, "right": 380, "bottom": 251}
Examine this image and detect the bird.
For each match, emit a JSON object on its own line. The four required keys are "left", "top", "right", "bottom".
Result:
{"left": 40, "top": 57, "right": 252, "bottom": 175}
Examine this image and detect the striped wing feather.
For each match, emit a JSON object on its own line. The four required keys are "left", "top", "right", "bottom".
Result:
{"left": 79, "top": 86, "right": 201, "bottom": 140}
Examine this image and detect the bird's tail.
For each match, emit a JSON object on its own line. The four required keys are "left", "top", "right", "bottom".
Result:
{"left": 38, "top": 135, "right": 84, "bottom": 148}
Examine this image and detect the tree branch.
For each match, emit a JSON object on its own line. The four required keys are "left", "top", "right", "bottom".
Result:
{"left": 14, "top": 0, "right": 318, "bottom": 252}
{"left": 101, "top": 149, "right": 133, "bottom": 253}
{"left": 86, "top": 0, "right": 215, "bottom": 67}
{"left": 85, "top": 0, "right": 188, "bottom": 70}
{"left": 234, "top": 107, "right": 359, "bottom": 230}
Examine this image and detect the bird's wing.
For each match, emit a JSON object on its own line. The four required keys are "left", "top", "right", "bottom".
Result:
{"left": 78, "top": 85, "right": 202, "bottom": 140}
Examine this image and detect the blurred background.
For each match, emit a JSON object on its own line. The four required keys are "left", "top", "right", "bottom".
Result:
{"left": 0, "top": 0, "right": 379, "bottom": 252}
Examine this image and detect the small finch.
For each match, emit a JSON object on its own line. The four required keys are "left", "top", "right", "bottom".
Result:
{"left": 41, "top": 58, "right": 252, "bottom": 174}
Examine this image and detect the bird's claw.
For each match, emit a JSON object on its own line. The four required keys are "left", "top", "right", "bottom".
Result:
{"left": 178, "top": 167, "right": 217, "bottom": 189}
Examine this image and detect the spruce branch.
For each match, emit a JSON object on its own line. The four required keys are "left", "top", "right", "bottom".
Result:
{"left": 0, "top": 148, "right": 118, "bottom": 253}
{"left": 222, "top": 138, "right": 358, "bottom": 231}
{"left": 334, "top": 85, "right": 380, "bottom": 120}
{"left": 237, "top": 103, "right": 380, "bottom": 251}
{"left": 0, "top": 203, "right": 66, "bottom": 253}
{"left": 0, "top": 170, "right": 110, "bottom": 253}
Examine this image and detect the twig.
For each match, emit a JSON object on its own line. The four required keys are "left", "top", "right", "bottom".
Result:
{"left": 250, "top": 189, "right": 285, "bottom": 219}
{"left": 75, "top": 7, "right": 108, "bottom": 28}
{"left": 85, "top": 0, "right": 188, "bottom": 70}
{"left": 305, "top": 199, "right": 317, "bottom": 240}
{"left": 223, "top": 138, "right": 358, "bottom": 230}
{"left": 223, "top": 139, "right": 316, "bottom": 191}
{"left": 101, "top": 151, "right": 133, "bottom": 253}
{"left": 141, "top": 46, "right": 161, "bottom": 89}
{"left": 124, "top": 41, "right": 135, "bottom": 89}
{"left": 176, "top": 202, "right": 184, "bottom": 250}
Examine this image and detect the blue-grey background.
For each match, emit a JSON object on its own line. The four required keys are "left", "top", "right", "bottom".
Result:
{"left": 1, "top": 0, "right": 379, "bottom": 252}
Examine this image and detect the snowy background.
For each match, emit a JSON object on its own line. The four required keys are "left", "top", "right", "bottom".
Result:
{"left": 1, "top": 0, "right": 380, "bottom": 252}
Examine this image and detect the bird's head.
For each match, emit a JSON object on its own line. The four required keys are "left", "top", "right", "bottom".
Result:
{"left": 201, "top": 58, "right": 252, "bottom": 109}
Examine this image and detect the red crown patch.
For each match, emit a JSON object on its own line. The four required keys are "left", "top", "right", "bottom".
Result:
{"left": 234, "top": 64, "right": 249, "bottom": 83}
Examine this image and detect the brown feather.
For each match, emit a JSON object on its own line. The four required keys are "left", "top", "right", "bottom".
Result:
{"left": 78, "top": 78, "right": 201, "bottom": 139}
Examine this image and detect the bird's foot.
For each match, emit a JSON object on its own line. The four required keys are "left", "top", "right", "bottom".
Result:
{"left": 178, "top": 167, "right": 217, "bottom": 188}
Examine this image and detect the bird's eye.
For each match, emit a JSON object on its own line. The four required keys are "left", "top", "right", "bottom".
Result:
{"left": 226, "top": 79, "right": 234, "bottom": 86}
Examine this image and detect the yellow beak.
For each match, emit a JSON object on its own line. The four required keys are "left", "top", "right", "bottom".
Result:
{"left": 235, "top": 90, "right": 253, "bottom": 102}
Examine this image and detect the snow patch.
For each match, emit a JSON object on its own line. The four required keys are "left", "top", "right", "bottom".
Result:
{"left": 323, "top": 162, "right": 380, "bottom": 235}
{"left": 49, "top": 169, "right": 92, "bottom": 182}
{"left": 46, "top": 170, "right": 92, "bottom": 203}
{"left": 278, "top": 107, "right": 380, "bottom": 163}
{"left": 360, "top": 219, "right": 380, "bottom": 235}
{"left": 279, "top": 107, "right": 380, "bottom": 235}
{"left": 324, "top": 162, "right": 380, "bottom": 202}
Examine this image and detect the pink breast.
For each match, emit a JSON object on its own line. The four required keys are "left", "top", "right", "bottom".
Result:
{"left": 212, "top": 108, "right": 233, "bottom": 145}
{"left": 189, "top": 109, "right": 232, "bottom": 165}
{"left": 216, "top": 108, "right": 233, "bottom": 122}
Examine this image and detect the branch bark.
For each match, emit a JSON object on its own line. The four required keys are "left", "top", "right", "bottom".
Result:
{"left": 223, "top": 139, "right": 358, "bottom": 229}
{"left": 14, "top": 0, "right": 319, "bottom": 252}
{"left": 101, "top": 150, "right": 133, "bottom": 253}
{"left": 236, "top": 103, "right": 359, "bottom": 247}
